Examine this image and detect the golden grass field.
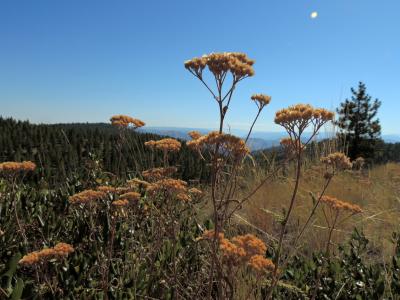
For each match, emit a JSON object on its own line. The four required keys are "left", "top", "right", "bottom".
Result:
{"left": 238, "top": 162, "right": 400, "bottom": 259}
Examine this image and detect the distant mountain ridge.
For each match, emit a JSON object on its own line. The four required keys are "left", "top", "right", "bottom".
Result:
{"left": 138, "top": 127, "right": 400, "bottom": 151}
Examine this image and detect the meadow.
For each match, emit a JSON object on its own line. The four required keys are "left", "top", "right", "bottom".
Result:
{"left": 1, "top": 52, "right": 400, "bottom": 299}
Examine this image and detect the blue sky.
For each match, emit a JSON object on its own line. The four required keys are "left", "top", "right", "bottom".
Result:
{"left": 1, "top": 0, "right": 399, "bottom": 133}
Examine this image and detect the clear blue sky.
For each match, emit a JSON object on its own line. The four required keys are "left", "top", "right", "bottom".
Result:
{"left": 1, "top": 0, "right": 399, "bottom": 133}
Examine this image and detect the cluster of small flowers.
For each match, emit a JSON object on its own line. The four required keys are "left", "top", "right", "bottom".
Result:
{"left": 111, "top": 199, "right": 129, "bottom": 207}
{"left": 119, "top": 191, "right": 140, "bottom": 202}
{"left": 110, "top": 115, "right": 145, "bottom": 128}
{"left": 0, "top": 161, "right": 36, "bottom": 174}
{"left": 142, "top": 167, "right": 178, "bottom": 181}
{"left": 19, "top": 243, "right": 74, "bottom": 266}
{"left": 200, "top": 231, "right": 274, "bottom": 273}
{"left": 320, "top": 195, "right": 363, "bottom": 214}
{"left": 127, "top": 178, "right": 150, "bottom": 188}
{"left": 97, "top": 185, "right": 117, "bottom": 193}
{"left": 145, "top": 138, "right": 181, "bottom": 153}
{"left": 251, "top": 94, "right": 271, "bottom": 110}
{"left": 275, "top": 104, "right": 334, "bottom": 126}
{"left": 68, "top": 190, "right": 106, "bottom": 204}
{"left": 188, "top": 130, "right": 202, "bottom": 140}
{"left": 321, "top": 152, "right": 352, "bottom": 171}
{"left": 184, "top": 52, "right": 255, "bottom": 80}
{"left": 187, "top": 131, "right": 249, "bottom": 159}
{"left": 146, "top": 178, "right": 190, "bottom": 200}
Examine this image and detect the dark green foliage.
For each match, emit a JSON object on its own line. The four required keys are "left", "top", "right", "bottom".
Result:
{"left": 336, "top": 82, "right": 382, "bottom": 162}
{"left": 0, "top": 117, "right": 208, "bottom": 184}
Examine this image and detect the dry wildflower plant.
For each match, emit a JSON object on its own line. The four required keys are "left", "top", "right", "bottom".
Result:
{"left": 184, "top": 52, "right": 364, "bottom": 299}
{"left": 0, "top": 52, "right": 375, "bottom": 299}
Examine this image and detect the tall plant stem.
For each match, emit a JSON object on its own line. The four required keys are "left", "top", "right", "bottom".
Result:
{"left": 266, "top": 148, "right": 302, "bottom": 300}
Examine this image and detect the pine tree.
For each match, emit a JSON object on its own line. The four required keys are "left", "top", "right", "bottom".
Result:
{"left": 336, "top": 82, "right": 382, "bottom": 161}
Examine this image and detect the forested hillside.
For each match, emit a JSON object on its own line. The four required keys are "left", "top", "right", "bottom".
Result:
{"left": 0, "top": 117, "right": 208, "bottom": 185}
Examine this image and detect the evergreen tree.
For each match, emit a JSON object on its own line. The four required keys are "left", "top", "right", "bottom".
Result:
{"left": 336, "top": 82, "right": 382, "bottom": 161}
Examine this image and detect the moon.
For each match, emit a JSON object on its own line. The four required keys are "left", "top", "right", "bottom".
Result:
{"left": 310, "top": 11, "right": 318, "bottom": 19}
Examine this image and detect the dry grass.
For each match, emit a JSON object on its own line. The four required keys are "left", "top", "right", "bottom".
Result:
{"left": 239, "top": 162, "right": 400, "bottom": 259}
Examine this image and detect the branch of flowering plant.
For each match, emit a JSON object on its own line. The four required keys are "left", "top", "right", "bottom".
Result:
{"left": 273, "top": 175, "right": 334, "bottom": 279}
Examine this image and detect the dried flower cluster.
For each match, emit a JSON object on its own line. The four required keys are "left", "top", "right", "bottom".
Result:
{"left": 248, "top": 255, "right": 275, "bottom": 273}
{"left": 68, "top": 190, "right": 105, "bottom": 204}
{"left": 142, "top": 167, "right": 177, "bottom": 181}
{"left": 110, "top": 115, "right": 145, "bottom": 128}
{"left": 19, "top": 243, "right": 74, "bottom": 266}
{"left": 188, "top": 130, "right": 202, "bottom": 140}
{"left": 184, "top": 52, "right": 255, "bottom": 80}
{"left": 251, "top": 94, "right": 271, "bottom": 110}
{"left": 127, "top": 178, "right": 150, "bottom": 188}
{"left": 0, "top": 161, "right": 36, "bottom": 175}
{"left": 275, "top": 104, "right": 334, "bottom": 132}
{"left": 321, "top": 152, "right": 352, "bottom": 171}
{"left": 187, "top": 131, "right": 249, "bottom": 159}
{"left": 97, "top": 186, "right": 117, "bottom": 193}
{"left": 200, "top": 231, "right": 274, "bottom": 273}
{"left": 145, "top": 138, "right": 181, "bottom": 153}
{"left": 119, "top": 191, "right": 140, "bottom": 202}
{"left": 112, "top": 199, "right": 129, "bottom": 207}
{"left": 320, "top": 195, "right": 363, "bottom": 214}
{"left": 147, "top": 178, "right": 191, "bottom": 201}
{"left": 220, "top": 234, "right": 274, "bottom": 273}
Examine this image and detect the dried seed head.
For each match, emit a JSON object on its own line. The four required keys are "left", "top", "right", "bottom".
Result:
{"left": 248, "top": 255, "right": 275, "bottom": 273}
{"left": 275, "top": 104, "right": 334, "bottom": 127}
{"left": 144, "top": 138, "right": 181, "bottom": 152}
{"left": 0, "top": 161, "right": 36, "bottom": 175}
{"left": 142, "top": 167, "right": 177, "bottom": 181}
{"left": 185, "top": 52, "right": 255, "bottom": 80}
{"left": 110, "top": 115, "right": 145, "bottom": 128}
{"left": 68, "top": 190, "right": 106, "bottom": 204}
{"left": 251, "top": 94, "right": 271, "bottom": 110}
{"left": 320, "top": 195, "right": 363, "bottom": 214}
{"left": 321, "top": 152, "right": 352, "bottom": 171}
{"left": 19, "top": 243, "right": 74, "bottom": 266}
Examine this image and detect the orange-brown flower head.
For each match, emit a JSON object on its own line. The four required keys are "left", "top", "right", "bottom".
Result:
{"left": 144, "top": 138, "right": 181, "bottom": 152}
{"left": 188, "top": 187, "right": 203, "bottom": 199}
{"left": 320, "top": 195, "right": 363, "bottom": 214}
{"left": 112, "top": 199, "right": 129, "bottom": 207}
{"left": 146, "top": 178, "right": 188, "bottom": 197}
{"left": 188, "top": 130, "right": 202, "bottom": 140}
{"left": 97, "top": 186, "right": 116, "bottom": 194}
{"left": 176, "top": 192, "right": 191, "bottom": 202}
{"left": 321, "top": 152, "right": 352, "bottom": 171}
{"left": 119, "top": 191, "right": 140, "bottom": 202}
{"left": 142, "top": 167, "right": 177, "bottom": 181}
{"left": 248, "top": 255, "right": 275, "bottom": 273}
{"left": 127, "top": 178, "right": 150, "bottom": 188}
{"left": 110, "top": 115, "right": 145, "bottom": 129}
{"left": 275, "top": 104, "right": 334, "bottom": 132}
{"left": 220, "top": 238, "right": 247, "bottom": 265}
{"left": 19, "top": 243, "right": 74, "bottom": 266}
{"left": 68, "top": 190, "right": 105, "bottom": 204}
{"left": 231, "top": 234, "right": 267, "bottom": 257}
{"left": 53, "top": 243, "right": 75, "bottom": 256}
{"left": 0, "top": 161, "right": 36, "bottom": 175}
{"left": 251, "top": 94, "right": 271, "bottom": 110}
{"left": 185, "top": 52, "right": 255, "bottom": 80}
{"left": 187, "top": 131, "right": 249, "bottom": 160}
